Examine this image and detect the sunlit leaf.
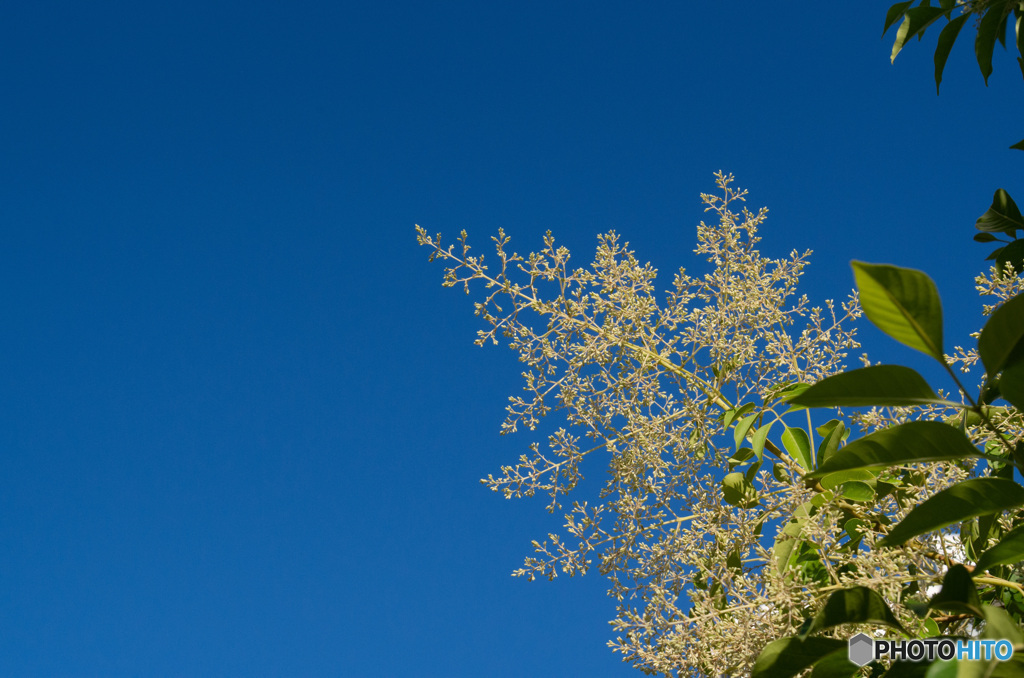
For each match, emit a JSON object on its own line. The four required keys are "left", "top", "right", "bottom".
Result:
{"left": 752, "top": 421, "right": 774, "bottom": 462}
{"left": 893, "top": 6, "right": 948, "bottom": 62}
{"left": 820, "top": 469, "right": 878, "bottom": 491}
{"left": 852, "top": 262, "right": 944, "bottom": 360}
{"left": 782, "top": 426, "right": 813, "bottom": 471}
{"left": 735, "top": 412, "right": 759, "bottom": 449}
{"left": 841, "top": 481, "right": 875, "bottom": 502}
{"left": 723, "top": 472, "right": 758, "bottom": 508}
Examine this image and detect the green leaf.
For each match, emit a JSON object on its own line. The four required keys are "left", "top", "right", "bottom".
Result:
{"left": 976, "top": 2, "right": 1003, "bottom": 85}
{"left": 880, "top": 478, "right": 1024, "bottom": 547}
{"left": 991, "top": 656, "right": 1024, "bottom": 678}
{"left": 884, "top": 1, "right": 915, "bottom": 36}
{"left": 978, "top": 293, "right": 1024, "bottom": 376}
{"left": 980, "top": 603, "right": 1024, "bottom": 644}
{"left": 974, "top": 521, "right": 1024, "bottom": 573}
{"left": 820, "top": 469, "right": 878, "bottom": 491}
{"left": 722, "top": 471, "right": 758, "bottom": 508}
{"left": 817, "top": 421, "right": 847, "bottom": 467}
{"left": 881, "top": 661, "right": 933, "bottom": 677}
{"left": 806, "top": 421, "right": 981, "bottom": 479}
{"left": 995, "top": 238, "right": 1024, "bottom": 276}
{"left": 1001, "top": 359, "right": 1024, "bottom": 410}
{"left": 789, "top": 365, "right": 947, "bottom": 408}
{"left": 852, "top": 262, "right": 944, "bottom": 360}
{"left": 751, "top": 637, "right": 847, "bottom": 678}
{"left": 973, "top": 232, "right": 1000, "bottom": 243}
{"left": 928, "top": 564, "right": 982, "bottom": 616}
{"left": 934, "top": 14, "right": 969, "bottom": 93}
{"left": 977, "top": 189, "right": 1024, "bottom": 236}
{"left": 775, "top": 501, "right": 813, "bottom": 575}
{"left": 1011, "top": 139, "right": 1024, "bottom": 151}
{"left": 752, "top": 421, "right": 774, "bottom": 462}
{"left": 734, "top": 412, "right": 759, "bottom": 449}
{"left": 799, "top": 586, "right": 908, "bottom": 639}
{"left": 808, "top": 649, "right": 860, "bottom": 678}
{"left": 782, "top": 426, "right": 813, "bottom": 471}
{"left": 841, "top": 481, "right": 876, "bottom": 502}
{"left": 893, "top": 6, "right": 949, "bottom": 62}
{"left": 723, "top": 402, "right": 755, "bottom": 430}
{"left": 923, "top": 660, "right": 959, "bottom": 678}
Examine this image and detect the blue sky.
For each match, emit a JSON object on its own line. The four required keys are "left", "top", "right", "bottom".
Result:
{"left": 0, "top": 2, "right": 1021, "bottom": 676}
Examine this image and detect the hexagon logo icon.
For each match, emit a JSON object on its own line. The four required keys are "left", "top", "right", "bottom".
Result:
{"left": 848, "top": 633, "right": 874, "bottom": 667}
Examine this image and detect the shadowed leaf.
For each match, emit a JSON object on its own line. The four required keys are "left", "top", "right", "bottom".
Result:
{"left": 751, "top": 637, "right": 847, "bottom": 678}
{"left": 978, "top": 292, "right": 1024, "bottom": 376}
{"left": 880, "top": 479, "right": 1024, "bottom": 547}
{"left": 799, "top": 586, "right": 908, "bottom": 639}
{"left": 976, "top": 189, "right": 1024, "bottom": 236}
{"left": 789, "top": 365, "right": 947, "bottom": 408}
{"left": 806, "top": 422, "right": 980, "bottom": 479}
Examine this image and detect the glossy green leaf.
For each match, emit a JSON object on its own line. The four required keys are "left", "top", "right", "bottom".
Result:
{"left": 751, "top": 637, "right": 847, "bottom": 678}
{"left": 799, "top": 586, "right": 908, "bottom": 639}
{"left": 975, "top": 522, "right": 1024, "bottom": 573}
{"left": 806, "top": 421, "right": 980, "bottom": 479}
{"left": 935, "top": 13, "right": 969, "bottom": 93}
{"left": 782, "top": 426, "right": 813, "bottom": 471}
{"left": 978, "top": 293, "right": 1024, "bottom": 376}
{"left": 893, "top": 6, "right": 948, "bottom": 62}
{"left": 789, "top": 365, "right": 947, "bottom": 408}
{"left": 852, "top": 262, "right": 944, "bottom": 360}
{"left": 973, "top": 232, "right": 999, "bottom": 243}
{"left": 976, "top": 2, "right": 1002, "bottom": 84}
{"left": 976, "top": 188, "right": 1024, "bottom": 236}
{"left": 880, "top": 478, "right": 1024, "bottom": 547}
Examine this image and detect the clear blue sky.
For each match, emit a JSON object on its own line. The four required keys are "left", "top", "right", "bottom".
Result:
{"left": 0, "top": 2, "right": 1021, "bottom": 676}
